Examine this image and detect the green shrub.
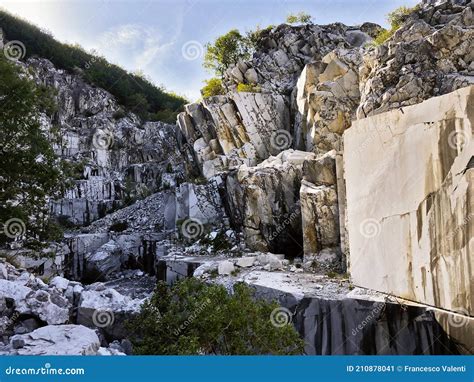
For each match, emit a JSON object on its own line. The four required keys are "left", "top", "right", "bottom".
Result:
{"left": 373, "top": 6, "right": 419, "bottom": 45}
{"left": 129, "top": 278, "right": 304, "bottom": 355}
{"left": 237, "top": 82, "right": 261, "bottom": 93}
{"left": 286, "top": 12, "right": 312, "bottom": 24}
{"left": 201, "top": 78, "right": 225, "bottom": 98}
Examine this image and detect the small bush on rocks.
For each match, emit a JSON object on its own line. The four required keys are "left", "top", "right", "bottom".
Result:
{"left": 129, "top": 278, "right": 304, "bottom": 355}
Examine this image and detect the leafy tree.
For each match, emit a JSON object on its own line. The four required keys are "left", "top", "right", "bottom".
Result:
{"left": 286, "top": 12, "right": 312, "bottom": 24}
{"left": 201, "top": 78, "right": 225, "bottom": 98}
{"left": 0, "top": 57, "right": 62, "bottom": 245}
{"left": 373, "top": 5, "right": 419, "bottom": 45}
{"left": 204, "top": 29, "right": 251, "bottom": 77}
{"left": 129, "top": 278, "right": 304, "bottom": 355}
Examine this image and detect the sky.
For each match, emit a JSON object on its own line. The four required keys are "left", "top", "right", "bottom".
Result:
{"left": 0, "top": 0, "right": 419, "bottom": 101}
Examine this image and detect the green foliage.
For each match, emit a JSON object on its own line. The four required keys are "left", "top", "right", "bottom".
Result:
{"left": 286, "top": 12, "right": 312, "bottom": 24}
{"left": 237, "top": 82, "right": 261, "bottom": 93}
{"left": 129, "top": 278, "right": 304, "bottom": 355}
{"left": 0, "top": 57, "right": 63, "bottom": 245}
{"left": 203, "top": 25, "right": 275, "bottom": 78}
{"left": 373, "top": 6, "right": 418, "bottom": 45}
{"left": 204, "top": 29, "right": 252, "bottom": 77}
{"left": 201, "top": 78, "right": 225, "bottom": 98}
{"left": 0, "top": 10, "right": 187, "bottom": 121}
{"left": 373, "top": 29, "right": 395, "bottom": 45}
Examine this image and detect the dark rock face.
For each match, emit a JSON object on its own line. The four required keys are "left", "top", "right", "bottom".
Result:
{"left": 294, "top": 298, "right": 459, "bottom": 355}
{"left": 23, "top": 57, "right": 193, "bottom": 227}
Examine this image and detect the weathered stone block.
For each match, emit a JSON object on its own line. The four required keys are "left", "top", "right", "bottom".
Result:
{"left": 344, "top": 87, "right": 473, "bottom": 317}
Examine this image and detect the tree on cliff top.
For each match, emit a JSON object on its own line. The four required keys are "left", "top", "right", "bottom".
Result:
{"left": 129, "top": 278, "right": 304, "bottom": 355}
{"left": 373, "top": 5, "right": 419, "bottom": 45}
{"left": 203, "top": 29, "right": 252, "bottom": 77}
{"left": 286, "top": 12, "right": 312, "bottom": 24}
{"left": 0, "top": 57, "right": 62, "bottom": 246}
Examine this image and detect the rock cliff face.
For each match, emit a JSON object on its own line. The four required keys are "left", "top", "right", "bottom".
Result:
{"left": 26, "top": 57, "right": 193, "bottom": 226}
{"left": 344, "top": 86, "right": 474, "bottom": 353}
{"left": 358, "top": 0, "right": 474, "bottom": 117}
{"left": 0, "top": 0, "right": 472, "bottom": 355}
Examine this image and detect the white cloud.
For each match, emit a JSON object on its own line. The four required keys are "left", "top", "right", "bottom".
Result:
{"left": 95, "top": 24, "right": 177, "bottom": 71}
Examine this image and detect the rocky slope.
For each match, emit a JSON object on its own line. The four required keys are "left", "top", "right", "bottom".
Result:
{"left": 0, "top": 0, "right": 472, "bottom": 355}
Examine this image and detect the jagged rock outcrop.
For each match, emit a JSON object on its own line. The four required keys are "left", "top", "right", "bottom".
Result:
{"left": 357, "top": 0, "right": 474, "bottom": 118}
{"left": 223, "top": 22, "right": 376, "bottom": 94}
{"left": 178, "top": 91, "right": 290, "bottom": 178}
{"left": 175, "top": 181, "right": 227, "bottom": 227}
{"left": 22, "top": 57, "right": 193, "bottom": 226}
{"left": 0, "top": 270, "right": 71, "bottom": 327}
{"left": 225, "top": 150, "right": 340, "bottom": 258}
{"left": 293, "top": 48, "right": 362, "bottom": 154}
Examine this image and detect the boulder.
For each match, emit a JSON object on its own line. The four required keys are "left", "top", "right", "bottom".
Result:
{"left": 49, "top": 276, "right": 69, "bottom": 291}
{"left": 218, "top": 261, "right": 235, "bottom": 275}
{"left": 84, "top": 240, "right": 123, "bottom": 281}
{"left": 77, "top": 284, "right": 145, "bottom": 340}
{"left": 23, "top": 289, "right": 70, "bottom": 325}
{"left": 9, "top": 325, "right": 100, "bottom": 355}
{"left": 236, "top": 257, "right": 256, "bottom": 268}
